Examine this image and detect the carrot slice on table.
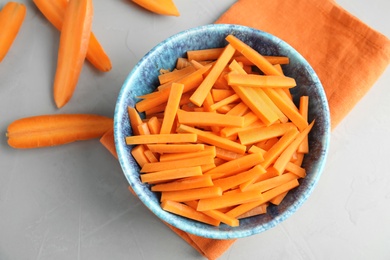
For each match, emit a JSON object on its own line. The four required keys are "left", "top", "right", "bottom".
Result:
{"left": 131, "top": 0, "right": 180, "bottom": 17}
{"left": 53, "top": 0, "right": 93, "bottom": 108}
{"left": 7, "top": 114, "right": 113, "bottom": 149}
{"left": 0, "top": 2, "right": 26, "bottom": 62}
{"left": 33, "top": 0, "right": 111, "bottom": 72}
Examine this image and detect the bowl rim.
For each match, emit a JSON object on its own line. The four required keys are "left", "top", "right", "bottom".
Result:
{"left": 114, "top": 24, "right": 331, "bottom": 239}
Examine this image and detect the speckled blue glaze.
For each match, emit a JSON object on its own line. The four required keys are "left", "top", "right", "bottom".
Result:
{"left": 114, "top": 24, "right": 331, "bottom": 239}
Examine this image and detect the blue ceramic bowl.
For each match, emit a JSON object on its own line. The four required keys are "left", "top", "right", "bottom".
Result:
{"left": 114, "top": 24, "right": 330, "bottom": 239}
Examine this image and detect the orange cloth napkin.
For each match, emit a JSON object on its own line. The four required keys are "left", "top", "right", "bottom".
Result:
{"left": 101, "top": 0, "right": 390, "bottom": 259}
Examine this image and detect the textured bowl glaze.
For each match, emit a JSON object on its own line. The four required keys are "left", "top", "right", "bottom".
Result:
{"left": 114, "top": 24, "right": 331, "bottom": 239}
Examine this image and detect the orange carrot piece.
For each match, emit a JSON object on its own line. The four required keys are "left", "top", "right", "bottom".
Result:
{"left": 177, "top": 110, "right": 244, "bottom": 128}
{"left": 239, "top": 169, "right": 278, "bottom": 192}
{"left": 227, "top": 73, "right": 296, "bottom": 88}
{"left": 215, "top": 147, "right": 244, "bottom": 161}
{"left": 147, "top": 143, "right": 205, "bottom": 154}
{"left": 161, "top": 200, "right": 220, "bottom": 226}
{"left": 151, "top": 175, "right": 213, "bottom": 192}
{"left": 234, "top": 55, "right": 290, "bottom": 66}
{"left": 238, "top": 122, "right": 295, "bottom": 145}
{"left": 260, "top": 127, "right": 300, "bottom": 169}
{"left": 159, "top": 145, "right": 216, "bottom": 162}
{"left": 160, "top": 83, "right": 184, "bottom": 134}
{"left": 244, "top": 172, "right": 298, "bottom": 192}
{"left": 158, "top": 65, "right": 196, "bottom": 84}
{"left": 126, "top": 133, "right": 197, "bottom": 145}
{"left": 143, "top": 149, "right": 158, "bottom": 163}
{"left": 177, "top": 124, "right": 247, "bottom": 155}
{"left": 298, "top": 96, "right": 309, "bottom": 153}
{"left": 236, "top": 203, "right": 268, "bottom": 219}
{"left": 269, "top": 192, "right": 288, "bottom": 205}
{"left": 254, "top": 87, "right": 289, "bottom": 123}
{"left": 53, "top": 0, "right": 93, "bottom": 108}
{"left": 220, "top": 112, "right": 262, "bottom": 138}
{"left": 100, "top": 127, "right": 118, "bottom": 158}
{"left": 271, "top": 121, "right": 314, "bottom": 175}
{"left": 211, "top": 89, "right": 236, "bottom": 102}
{"left": 141, "top": 166, "right": 202, "bottom": 183}
{"left": 226, "top": 179, "right": 299, "bottom": 218}
{"left": 255, "top": 137, "right": 279, "bottom": 151}
{"left": 190, "top": 44, "right": 236, "bottom": 107}
{"left": 131, "top": 0, "right": 180, "bottom": 16}
{"left": 176, "top": 57, "right": 191, "bottom": 69}
{"left": 226, "top": 35, "right": 283, "bottom": 76}
{"left": 161, "top": 186, "right": 222, "bottom": 202}
{"left": 285, "top": 161, "right": 307, "bottom": 178}
{"left": 197, "top": 189, "right": 263, "bottom": 211}
{"left": 146, "top": 116, "right": 162, "bottom": 134}
{"left": 33, "top": 0, "right": 112, "bottom": 71}
{"left": 209, "top": 94, "right": 240, "bottom": 112}
{"left": 186, "top": 47, "right": 225, "bottom": 61}
{"left": 131, "top": 144, "right": 149, "bottom": 167}
{"left": 140, "top": 155, "right": 215, "bottom": 173}
{"left": 247, "top": 145, "right": 266, "bottom": 156}
{"left": 7, "top": 114, "right": 113, "bottom": 149}
{"left": 212, "top": 165, "right": 264, "bottom": 191}
{"left": 205, "top": 153, "right": 265, "bottom": 179}
{"left": 137, "top": 122, "right": 151, "bottom": 135}
{"left": 185, "top": 200, "right": 239, "bottom": 227}
{"left": 127, "top": 106, "right": 143, "bottom": 135}
{"left": 263, "top": 88, "right": 308, "bottom": 131}
{"left": 0, "top": 2, "right": 26, "bottom": 62}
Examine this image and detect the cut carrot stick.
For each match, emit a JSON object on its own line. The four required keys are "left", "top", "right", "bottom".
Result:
{"left": 215, "top": 147, "right": 244, "bottom": 161}
{"left": 160, "top": 83, "right": 184, "bottom": 134}
{"left": 159, "top": 145, "right": 216, "bottom": 162}
{"left": 140, "top": 155, "right": 215, "bottom": 173}
{"left": 197, "top": 189, "right": 263, "bottom": 211}
{"left": 147, "top": 143, "right": 205, "bottom": 154}
{"left": 298, "top": 96, "right": 309, "bottom": 153}
{"left": 146, "top": 116, "right": 162, "bottom": 134}
{"left": 227, "top": 73, "right": 296, "bottom": 88}
{"left": 190, "top": 44, "right": 236, "bottom": 106}
{"left": 137, "top": 122, "right": 151, "bottom": 135}
{"left": 187, "top": 47, "right": 226, "bottom": 61}
{"left": 185, "top": 200, "right": 239, "bottom": 227}
{"left": 225, "top": 34, "right": 283, "bottom": 76}
{"left": 285, "top": 161, "right": 307, "bottom": 178}
{"left": 7, "top": 114, "right": 113, "bottom": 149}
{"left": 100, "top": 127, "right": 118, "bottom": 158}
{"left": 260, "top": 127, "right": 300, "bottom": 169}
{"left": 234, "top": 55, "right": 289, "bottom": 66}
{"left": 238, "top": 122, "right": 295, "bottom": 145}
{"left": 269, "top": 192, "right": 288, "bottom": 205}
{"left": 53, "top": 0, "right": 93, "bottom": 108}
{"left": 263, "top": 88, "right": 308, "bottom": 131}
{"left": 177, "top": 124, "right": 247, "bottom": 155}
{"left": 161, "top": 200, "right": 220, "bottom": 226}
{"left": 0, "top": 2, "right": 26, "bottom": 62}
{"left": 211, "top": 89, "right": 235, "bottom": 102}
{"left": 176, "top": 57, "right": 191, "bottom": 69}
{"left": 151, "top": 175, "right": 213, "bottom": 192}
{"left": 226, "top": 179, "right": 299, "bottom": 218}
{"left": 212, "top": 165, "right": 264, "bottom": 191}
{"left": 271, "top": 121, "right": 315, "bottom": 175}
{"left": 126, "top": 133, "right": 197, "bottom": 145}
{"left": 132, "top": 0, "right": 180, "bottom": 16}
{"left": 141, "top": 166, "right": 202, "bottom": 183}
{"left": 161, "top": 186, "right": 222, "bottom": 202}
{"left": 209, "top": 94, "right": 240, "bottom": 112}
{"left": 177, "top": 109, "right": 244, "bottom": 128}
{"left": 236, "top": 203, "right": 268, "bottom": 219}
{"left": 158, "top": 65, "right": 196, "bottom": 84}
{"left": 33, "top": 0, "right": 111, "bottom": 71}
{"left": 205, "top": 153, "right": 265, "bottom": 179}
{"left": 128, "top": 106, "right": 143, "bottom": 135}
{"left": 244, "top": 172, "right": 298, "bottom": 192}
{"left": 131, "top": 145, "right": 149, "bottom": 167}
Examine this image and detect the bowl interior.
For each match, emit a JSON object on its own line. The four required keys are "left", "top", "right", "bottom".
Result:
{"left": 114, "top": 24, "right": 330, "bottom": 239}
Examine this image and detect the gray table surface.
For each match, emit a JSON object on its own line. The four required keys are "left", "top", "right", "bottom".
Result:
{"left": 1, "top": 0, "right": 389, "bottom": 259}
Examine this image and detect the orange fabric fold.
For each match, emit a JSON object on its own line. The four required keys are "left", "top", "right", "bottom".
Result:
{"left": 216, "top": 0, "right": 390, "bottom": 129}
{"left": 101, "top": 0, "right": 390, "bottom": 258}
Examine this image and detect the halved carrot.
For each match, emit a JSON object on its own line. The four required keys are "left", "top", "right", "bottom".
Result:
{"left": 0, "top": 2, "right": 26, "bottom": 62}
{"left": 151, "top": 175, "right": 213, "bottom": 192}
{"left": 7, "top": 114, "right": 113, "bottom": 149}
{"left": 132, "top": 0, "right": 180, "bottom": 17}
{"left": 141, "top": 166, "right": 202, "bottom": 183}
{"left": 53, "top": 0, "right": 94, "bottom": 108}
{"left": 161, "top": 200, "right": 220, "bottom": 226}
{"left": 33, "top": 0, "right": 112, "bottom": 72}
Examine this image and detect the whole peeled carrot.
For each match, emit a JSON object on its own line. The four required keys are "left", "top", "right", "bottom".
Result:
{"left": 0, "top": 2, "right": 26, "bottom": 62}
{"left": 33, "top": 0, "right": 112, "bottom": 72}
{"left": 6, "top": 114, "right": 113, "bottom": 149}
{"left": 53, "top": 0, "right": 93, "bottom": 108}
